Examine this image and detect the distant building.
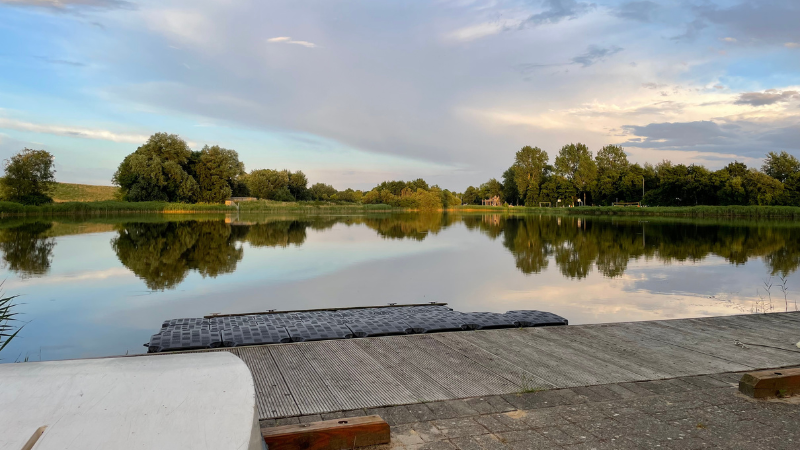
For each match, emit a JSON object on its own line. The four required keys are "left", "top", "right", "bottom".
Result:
{"left": 482, "top": 196, "right": 502, "bottom": 207}
{"left": 224, "top": 197, "right": 257, "bottom": 206}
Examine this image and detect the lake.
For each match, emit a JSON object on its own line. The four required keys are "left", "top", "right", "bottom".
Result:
{"left": 1, "top": 212, "right": 797, "bottom": 362}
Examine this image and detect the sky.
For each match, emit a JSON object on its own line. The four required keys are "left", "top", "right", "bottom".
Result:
{"left": 0, "top": 0, "right": 798, "bottom": 191}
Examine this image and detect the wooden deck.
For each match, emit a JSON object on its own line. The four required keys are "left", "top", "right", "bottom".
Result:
{"left": 166, "top": 312, "right": 800, "bottom": 420}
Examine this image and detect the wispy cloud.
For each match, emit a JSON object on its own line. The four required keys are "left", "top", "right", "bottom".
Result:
{"left": 517, "top": 45, "right": 623, "bottom": 73}
{"left": 786, "top": 42, "right": 800, "bottom": 48}
{"left": 734, "top": 90, "right": 799, "bottom": 106}
{"left": 267, "top": 36, "right": 317, "bottom": 48}
{"left": 521, "top": 0, "right": 595, "bottom": 28}
{"left": 0, "top": 118, "right": 149, "bottom": 143}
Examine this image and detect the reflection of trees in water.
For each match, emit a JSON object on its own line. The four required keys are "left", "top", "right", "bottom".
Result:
{"left": 3, "top": 213, "right": 798, "bottom": 289}
{"left": 0, "top": 222, "right": 55, "bottom": 278}
{"left": 112, "top": 221, "right": 244, "bottom": 290}
{"left": 496, "top": 216, "right": 800, "bottom": 279}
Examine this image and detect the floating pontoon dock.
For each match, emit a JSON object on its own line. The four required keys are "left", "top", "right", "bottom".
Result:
{"left": 147, "top": 311, "right": 800, "bottom": 420}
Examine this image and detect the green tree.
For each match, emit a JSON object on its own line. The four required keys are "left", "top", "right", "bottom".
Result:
{"left": 513, "top": 146, "right": 549, "bottom": 206}
{"left": 1, "top": 148, "right": 56, "bottom": 205}
{"left": 246, "top": 169, "right": 290, "bottom": 200}
{"left": 501, "top": 166, "right": 520, "bottom": 205}
{"left": 193, "top": 145, "right": 245, "bottom": 203}
{"left": 288, "top": 171, "right": 310, "bottom": 200}
{"left": 113, "top": 133, "right": 199, "bottom": 202}
{"left": 554, "top": 143, "right": 596, "bottom": 205}
{"left": 762, "top": 151, "right": 800, "bottom": 183}
{"left": 593, "top": 145, "right": 628, "bottom": 205}
{"left": 309, "top": 183, "right": 338, "bottom": 200}
{"left": 479, "top": 178, "right": 504, "bottom": 201}
{"left": 462, "top": 186, "right": 480, "bottom": 205}
{"left": 744, "top": 169, "right": 784, "bottom": 205}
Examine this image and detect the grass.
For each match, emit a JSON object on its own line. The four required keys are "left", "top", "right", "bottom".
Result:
{"left": 0, "top": 291, "right": 22, "bottom": 355}
{"left": 562, "top": 205, "right": 800, "bottom": 218}
{"left": 51, "top": 183, "right": 119, "bottom": 203}
{"left": 0, "top": 199, "right": 397, "bottom": 215}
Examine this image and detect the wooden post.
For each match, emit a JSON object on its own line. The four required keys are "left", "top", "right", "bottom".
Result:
{"left": 261, "top": 415, "right": 390, "bottom": 450}
{"left": 739, "top": 367, "right": 800, "bottom": 398}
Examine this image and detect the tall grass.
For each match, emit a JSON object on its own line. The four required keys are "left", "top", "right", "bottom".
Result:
{"left": 0, "top": 291, "right": 21, "bottom": 355}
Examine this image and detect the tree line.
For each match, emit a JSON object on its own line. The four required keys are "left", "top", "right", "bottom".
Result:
{"left": 2, "top": 132, "right": 799, "bottom": 208}
{"left": 464, "top": 144, "right": 800, "bottom": 207}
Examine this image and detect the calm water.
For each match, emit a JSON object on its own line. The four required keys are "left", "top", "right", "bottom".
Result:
{"left": 1, "top": 212, "right": 798, "bottom": 362}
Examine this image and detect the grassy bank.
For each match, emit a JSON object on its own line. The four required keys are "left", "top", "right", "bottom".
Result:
{"left": 561, "top": 205, "right": 800, "bottom": 218}
{"left": 0, "top": 199, "right": 395, "bottom": 216}
{"left": 51, "top": 183, "right": 119, "bottom": 202}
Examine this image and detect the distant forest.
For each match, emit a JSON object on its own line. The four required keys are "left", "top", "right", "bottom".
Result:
{"left": 4, "top": 132, "right": 798, "bottom": 208}
{"left": 112, "top": 133, "right": 800, "bottom": 208}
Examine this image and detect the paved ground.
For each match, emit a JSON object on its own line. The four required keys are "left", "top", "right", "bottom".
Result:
{"left": 260, "top": 370, "right": 800, "bottom": 449}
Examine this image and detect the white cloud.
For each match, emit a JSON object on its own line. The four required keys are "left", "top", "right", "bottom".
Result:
{"left": 0, "top": 118, "right": 149, "bottom": 143}
{"left": 786, "top": 42, "right": 800, "bottom": 48}
{"left": 445, "top": 21, "right": 508, "bottom": 42}
{"left": 720, "top": 37, "right": 736, "bottom": 43}
{"left": 267, "top": 36, "right": 317, "bottom": 48}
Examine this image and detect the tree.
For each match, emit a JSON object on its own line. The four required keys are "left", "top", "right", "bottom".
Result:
{"left": 246, "top": 169, "right": 290, "bottom": 200}
{"left": 1, "top": 149, "right": 56, "bottom": 205}
{"left": 513, "top": 146, "right": 549, "bottom": 206}
{"left": 462, "top": 186, "right": 480, "bottom": 205}
{"left": 501, "top": 166, "right": 520, "bottom": 205}
{"left": 193, "top": 145, "right": 245, "bottom": 203}
{"left": 287, "top": 171, "right": 310, "bottom": 200}
{"left": 762, "top": 151, "right": 800, "bottom": 183}
{"left": 554, "top": 143, "right": 596, "bottom": 204}
{"left": 479, "top": 178, "right": 504, "bottom": 201}
{"left": 593, "top": 145, "right": 628, "bottom": 205}
{"left": 113, "top": 133, "right": 199, "bottom": 202}
{"left": 309, "top": 183, "right": 338, "bottom": 200}
{"left": 744, "top": 169, "right": 783, "bottom": 205}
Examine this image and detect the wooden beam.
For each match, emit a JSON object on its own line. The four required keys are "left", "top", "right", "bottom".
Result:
{"left": 261, "top": 415, "right": 390, "bottom": 450}
{"left": 739, "top": 367, "right": 800, "bottom": 398}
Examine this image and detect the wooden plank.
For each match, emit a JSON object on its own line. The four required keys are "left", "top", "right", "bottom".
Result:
{"left": 230, "top": 347, "right": 300, "bottom": 419}
{"left": 269, "top": 343, "right": 345, "bottom": 415}
{"left": 579, "top": 323, "right": 747, "bottom": 374}
{"left": 455, "top": 328, "right": 615, "bottom": 387}
{"left": 739, "top": 367, "right": 800, "bottom": 398}
{"left": 379, "top": 334, "right": 518, "bottom": 398}
{"left": 530, "top": 325, "right": 674, "bottom": 379}
{"left": 293, "top": 340, "right": 418, "bottom": 411}
{"left": 682, "top": 316, "right": 800, "bottom": 352}
{"left": 353, "top": 336, "right": 458, "bottom": 402}
{"left": 641, "top": 320, "right": 800, "bottom": 368}
{"left": 521, "top": 326, "right": 669, "bottom": 381}
{"left": 261, "top": 415, "right": 390, "bottom": 450}
{"left": 430, "top": 332, "right": 557, "bottom": 390}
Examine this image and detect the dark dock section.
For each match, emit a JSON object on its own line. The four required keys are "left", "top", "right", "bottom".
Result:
{"left": 147, "top": 312, "right": 800, "bottom": 420}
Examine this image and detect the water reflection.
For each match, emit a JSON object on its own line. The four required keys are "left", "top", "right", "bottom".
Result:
{"left": 1, "top": 214, "right": 798, "bottom": 289}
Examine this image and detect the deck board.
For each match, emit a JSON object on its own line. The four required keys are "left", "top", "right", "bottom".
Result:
{"left": 148, "top": 312, "right": 800, "bottom": 419}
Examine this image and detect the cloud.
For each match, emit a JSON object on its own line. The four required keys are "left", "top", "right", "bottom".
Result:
{"left": 35, "top": 56, "right": 86, "bottom": 66}
{"left": 671, "top": 19, "right": 707, "bottom": 42}
{"left": 786, "top": 42, "right": 800, "bottom": 48}
{"left": 267, "top": 36, "right": 317, "bottom": 48}
{"left": 571, "top": 45, "right": 623, "bottom": 67}
{"left": 720, "top": 37, "right": 737, "bottom": 43}
{"left": 734, "top": 90, "right": 799, "bottom": 106}
{"left": 621, "top": 121, "right": 732, "bottom": 148}
{"left": 612, "top": 1, "right": 658, "bottom": 22}
{"left": 685, "top": 0, "right": 800, "bottom": 45}
{"left": 445, "top": 22, "right": 507, "bottom": 42}
{"left": 0, "top": 0, "right": 132, "bottom": 10}
{"left": 521, "top": 0, "right": 596, "bottom": 28}
{"left": 0, "top": 118, "right": 149, "bottom": 143}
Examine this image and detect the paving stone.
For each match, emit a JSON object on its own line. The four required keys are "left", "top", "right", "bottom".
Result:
{"left": 463, "top": 395, "right": 516, "bottom": 414}
{"left": 392, "top": 424, "right": 426, "bottom": 447}
{"left": 411, "top": 421, "right": 447, "bottom": 442}
{"left": 405, "top": 441, "right": 458, "bottom": 450}
{"left": 320, "top": 411, "right": 346, "bottom": 421}
{"left": 617, "top": 381, "right": 659, "bottom": 397}
{"left": 637, "top": 379, "right": 690, "bottom": 395}
{"left": 440, "top": 400, "right": 481, "bottom": 418}
{"left": 571, "top": 386, "right": 611, "bottom": 403}
{"left": 541, "top": 424, "right": 595, "bottom": 445}
{"left": 585, "top": 384, "right": 627, "bottom": 401}
{"left": 520, "top": 407, "right": 569, "bottom": 428}
{"left": 407, "top": 403, "right": 439, "bottom": 422}
{"left": 471, "top": 414, "right": 514, "bottom": 434}
{"left": 426, "top": 401, "right": 463, "bottom": 420}
{"left": 448, "top": 436, "right": 486, "bottom": 450}
{"left": 471, "top": 433, "right": 514, "bottom": 449}
{"left": 681, "top": 375, "right": 733, "bottom": 389}
{"left": 431, "top": 418, "right": 488, "bottom": 439}
{"left": 384, "top": 405, "right": 418, "bottom": 426}
{"left": 258, "top": 418, "right": 276, "bottom": 428}
{"left": 274, "top": 416, "right": 301, "bottom": 426}
{"left": 603, "top": 383, "right": 641, "bottom": 399}
{"left": 494, "top": 429, "right": 550, "bottom": 446}
{"left": 706, "top": 372, "right": 742, "bottom": 384}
